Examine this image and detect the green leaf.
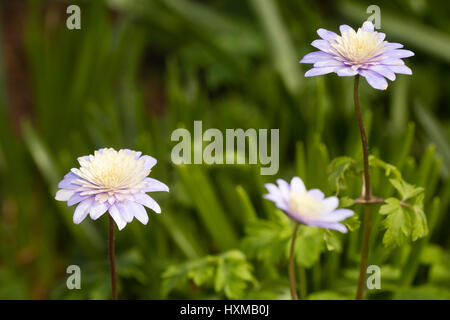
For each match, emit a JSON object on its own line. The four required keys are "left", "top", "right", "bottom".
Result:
{"left": 215, "top": 251, "right": 257, "bottom": 299}
{"left": 189, "top": 263, "right": 215, "bottom": 286}
{"left": 379, "top": 198, "right": 401, "bottom": 215}
{"left": 411, "top": 194, "right": 428, "bottom": 241}
{"left": 380, "top": 198, "right": 411, "bottom": 247}
{"left": 389, "top": 178, "right": 424, "bottom": 201}
{"left": 214, "top": 257, "right": 227, "bottom": 292}
{"left": 380, "top": 196, "right": 428, "bottom": 247}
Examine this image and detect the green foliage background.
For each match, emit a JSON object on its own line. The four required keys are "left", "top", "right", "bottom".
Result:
{"left": 0, "top": 0, "right": 449, "bottom": 299}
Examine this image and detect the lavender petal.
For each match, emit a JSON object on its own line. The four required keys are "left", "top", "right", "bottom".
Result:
{"left": 322, "top": 196, "right": 339, "bottom": 213}
{"left": 55, "top": 189, "right": 75, "bottom": 201}
{"left": 308, "top": 189, "right": 325, "bottom": 201}
{"left": 311, "top": 39, "right": 331, "bottom": 52}
{"left": 89, "top": 201, "right": 109, "bottom": 220}
{"left": 370, "top": 65, "right": 396, "bottom": 81}
{"left": 290, "top": 177, "right": 306, "bottom": 194}
{"left": 68, "top": 192, "right": 88, "bottom": 206}
{"left": 388, "top": 65, "right": 412, "bottom": 75}
{"left": 359, "top": 69, "right": 388, "bottom": 90}
{"left": 143, "top": 177, "right": 169, "bottom": 192}
{"left": 109, "top": 205, "right": 127, "bottom": 230}
{"left": 305, "top": 67, "right": 337, "bottom": 77}
{"left": 73, "top": 198, "right": 94, "bottom": 224}
{"left": 317, "top": 28, "right": 338, "bottom": 41}
{"left": 300, "top": 51, "right": 334, "bottom": 64}
{"left": 134, "top": 193, "right": 161, "bottom": 214}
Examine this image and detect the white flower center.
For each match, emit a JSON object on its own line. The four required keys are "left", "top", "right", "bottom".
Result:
{"left": 72, "top": 148, "right": 148, "bottom": 192}
{"left": 331, "top": 28, "right": 386, "bottom": 65}
{"left": 289, "top": 192, "right": 324, "bottom": 218}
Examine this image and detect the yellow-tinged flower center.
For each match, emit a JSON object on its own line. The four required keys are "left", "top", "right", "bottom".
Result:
{"left": 73, "top": 148, "right": 148, "bottom": 191}
{"left": 331, "top": 28, "right": 386, "bottom": 64}
{"left": 289, "top": 192, "right": 324, "bottom": 218}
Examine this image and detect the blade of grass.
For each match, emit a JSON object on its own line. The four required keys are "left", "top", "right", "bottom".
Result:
{"left": 235, "top": 185, "right": 258, "bottom": 224}
{"left": 414, "top": 103, "right": 450, "bottom": 176}
{"left": 249, "top": 0, "right": 302, "bottom": 94}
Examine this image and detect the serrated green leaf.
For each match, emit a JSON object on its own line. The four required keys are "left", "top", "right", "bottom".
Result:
{"left": 381, "top": 199, "right": 411, "bottom": 247}
{"left": 379, "top": 198, "right": 401, "bottom": 215}
{"left": 214, "top": 257, "right": 226, "bottom": 292}
{"left": 411, "top": 193, "right": 428, "bottom": 241}
{"left": 189, "top": 264, "right": 215, "bottom": 286}
{"left": 380, "top": 195, "right": 428, "bottom": 248}
{"left": 389, "top": 178, "right": 424, "bottom": 201}
{"left": 214, "top": 251, "right": 256, "bottom": 299}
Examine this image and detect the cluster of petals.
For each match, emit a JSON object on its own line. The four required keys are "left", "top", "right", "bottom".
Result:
{"left": 55, "top": 148, "right": 169, "bottom": 230}
{"left": 300, "top": 21, "right": 414, "bottom": 90}
{"left": 264, "top": 177, "right": 354, "bottom": 233}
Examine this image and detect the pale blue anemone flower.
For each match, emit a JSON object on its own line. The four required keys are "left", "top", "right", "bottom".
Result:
{"left": 264, "top": 177, "right": 354, "bottom": 233}
{"left": 300, "top": 21, "right": 414, "bottom": 90}
{"left": 55, "top": 148, "right": 169, "bottom": 230}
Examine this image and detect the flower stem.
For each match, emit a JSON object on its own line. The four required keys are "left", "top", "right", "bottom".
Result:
{"left": 108, "top": 215, "right": 118, "bottom": 300}
{"left": 353, "top": 75, "right": 372, "bottom": 300}
{"left": 299, "top": 266, "right": 307, "bottom": 300}
{"left": 289, "top": 223, "right": 300, "bottom": 300}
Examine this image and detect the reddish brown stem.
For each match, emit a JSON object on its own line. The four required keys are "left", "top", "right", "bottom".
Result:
{"left": 354, "top": 75, "right": 372, "bottom": 300}
{"left": 108, "top": 215, "right": 118, "bottom": 300}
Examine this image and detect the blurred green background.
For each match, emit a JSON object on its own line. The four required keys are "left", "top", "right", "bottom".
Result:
{"left": 0, "top": 0, "right": 449, "bottom": 299}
